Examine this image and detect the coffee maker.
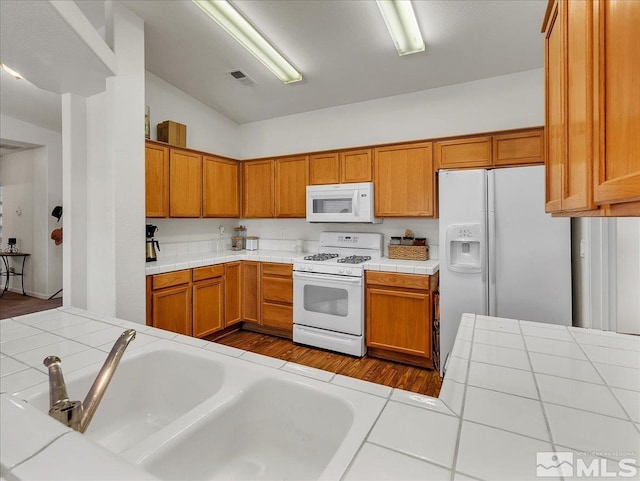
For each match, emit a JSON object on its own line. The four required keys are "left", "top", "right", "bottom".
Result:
{"left": 146, "top": 224, "right": 160, "bottom": 262}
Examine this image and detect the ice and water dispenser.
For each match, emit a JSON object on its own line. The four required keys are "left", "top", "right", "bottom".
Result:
{"left": 446, "top": 224, "right": 482, "bottom": 273}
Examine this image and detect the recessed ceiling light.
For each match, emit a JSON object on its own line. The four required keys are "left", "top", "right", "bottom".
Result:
{"left": 376, "top": 0, "right": 425, "bottom": 56}
{"left": 1, "top": 63, "right": 24, "bottom": 80}
{"left": 193, "top": 0, "right": 302, "bottom": 84}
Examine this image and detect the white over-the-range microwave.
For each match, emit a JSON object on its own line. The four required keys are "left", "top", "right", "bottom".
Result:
{"left": 306, "top": 182, "right": 382, "bottom": 224}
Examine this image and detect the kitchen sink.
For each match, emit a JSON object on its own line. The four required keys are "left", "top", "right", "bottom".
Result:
{"left": 26, "top": 346, "right": 226, "bottom": 454}
{"left": 138, "top": 377, "right": 354, "bottom": 481}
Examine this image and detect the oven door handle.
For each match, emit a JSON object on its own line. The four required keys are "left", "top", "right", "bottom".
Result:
{"left": 293, "top": 271, "right": 363, "bottom": 284}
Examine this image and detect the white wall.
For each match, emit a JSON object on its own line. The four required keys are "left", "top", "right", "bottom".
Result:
{"left": 0, "top": 114, "right": 63, "bottom": 298}
{"left": 0, "top": 150, "right": 35, "bottom": 293}
{"left": 145, "top": 71, "right": 240, "bottom": 158}
{"left": 238, "top": 69, "right": 544, "bottom": 159}
{"left": 616, "top": 218, "right": 640, "bottom": 334}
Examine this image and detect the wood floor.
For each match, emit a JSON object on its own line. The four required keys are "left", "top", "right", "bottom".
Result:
{"left": 0, "top": 291, "right": 62, "bottom": 320}
{"left": 214, "top": 330, "right": 442, "bottom": 397}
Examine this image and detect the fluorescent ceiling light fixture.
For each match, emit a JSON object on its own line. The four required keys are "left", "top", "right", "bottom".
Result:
{"left": 1, "top": 63, "right": 23, "bottom": 79}
{"left": 376, "top": 0, "right": 425, "bottom": 56}
{"left": 193, "top": 0, "right": 302, "bottom": 84}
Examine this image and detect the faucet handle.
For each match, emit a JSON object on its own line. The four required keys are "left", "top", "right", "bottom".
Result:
{"left": 43, "top": 355, "right": 83, "bottom": 431}
{"left": 49, "top": 399, "right": 84, "bottom": 431}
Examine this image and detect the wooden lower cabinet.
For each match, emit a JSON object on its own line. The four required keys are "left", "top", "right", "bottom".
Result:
{"left": 151, "top": 284, "right": 192, "bottom": 336}
{"left": 365, "top": 272, "right": 435, "bottom": 368}
{"left": 192, "top": 277, "right": 224, "bottom": 338}
{"left": 261, "top": 263, "right": 293, "bottom": 335}
{"left": 225, "top": 262, "right": 242, "bottom": 326}
{"left": 241, "top": 261, "right": 261, "bottom": 324}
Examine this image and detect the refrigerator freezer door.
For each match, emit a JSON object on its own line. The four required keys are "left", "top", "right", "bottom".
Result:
{"left": 438, "top": 169, "right": 488, "bottom": 374}
{"left": 491, "top": 166, "right": 572, "bottom": 325}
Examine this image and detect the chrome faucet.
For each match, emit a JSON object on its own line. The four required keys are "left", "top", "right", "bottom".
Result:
{"left": 43, "top": 329, "right": 136, "bottom": 433}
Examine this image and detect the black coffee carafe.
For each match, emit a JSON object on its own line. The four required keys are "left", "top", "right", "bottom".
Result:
{"left": 146, "top": 224, "right": 160, "bottom": 262}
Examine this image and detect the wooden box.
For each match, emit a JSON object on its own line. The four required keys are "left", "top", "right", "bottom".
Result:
{"left": 388, "top": 245, "right": 429, "bottom": 261}
{"left": 157, "top": 121, "right": 187, "bottom": 147}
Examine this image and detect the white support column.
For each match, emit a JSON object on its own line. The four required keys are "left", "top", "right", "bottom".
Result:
{"left": 61, "top": 93, "right": 88, "bottom": 309}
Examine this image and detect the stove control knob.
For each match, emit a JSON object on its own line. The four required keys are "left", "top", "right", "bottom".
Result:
{"left": 345, "top": 268, "right": 353, "bottom": 275}
{"left": 338, "top": 267, "right": 345, "bottom": 274}
{"left": 304, "top": 264, "right": 311, "bottom": 271}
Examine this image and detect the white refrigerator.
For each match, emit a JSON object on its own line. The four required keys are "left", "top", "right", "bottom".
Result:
{"left": 438, "top": 166, "right": 572, "bottom": 374}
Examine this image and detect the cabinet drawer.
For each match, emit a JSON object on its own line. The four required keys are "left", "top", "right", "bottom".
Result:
{"left": 262, "top": 302, "right": 293, "bottom": 330}
{"left": 366, "top": 271, "right": 430, "bottom": 290}
{"left": 263, "top": 277, "right": 293, "bottom": 304}
{"left": 192, "top": 264, "right": 225, "bottom": 282}
{"left": 152, "top": 270, "right": 191, "bottom": 290}
{"left": 261, "top": 263, "right": 292, "bottom": 277}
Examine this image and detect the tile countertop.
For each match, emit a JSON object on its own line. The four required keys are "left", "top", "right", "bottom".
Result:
{"left": 2, "top": 309, "right": 640, "bottom": 481}
{"left": 145, "top": 249, "right": 440, "bottom": 276}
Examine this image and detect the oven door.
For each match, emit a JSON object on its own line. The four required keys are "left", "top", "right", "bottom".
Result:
{"left": 293, "top": 271, "right": 363, "bottom": 336}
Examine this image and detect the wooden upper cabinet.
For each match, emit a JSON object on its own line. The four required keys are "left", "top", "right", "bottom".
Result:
{"left": 340, "top": 149, "right": 372, "bottom": 183}
{"left": 309, "top": 152, "right": 340, "bottom": 185}
{"left": 203, "top": 155, "right": 239, "bottom": 217}
{"left": 242, "top": 160, "right": 274, "bottom": 218}
{"left": 374, "top": 142, "right": 435, "bottom": 217}
{"left": 592, "top": 0, "right": 640, "bottom": 206}
{"left": 169, "top": 149, "right": 202, "bottom": 217}
{"left": 493, "top": 129, "right": 545, "bottom": 167}
{"left": 145, "top": 143, "right": 169, "bottom": 218}
{"left": 275, "top": 156, "right": 308, "bottom": 218}
{"left": 435, "top": 137, "right": 492, "bottom": 170}
{"left": 544, "top": 0, "right": 565, "bottom": 213}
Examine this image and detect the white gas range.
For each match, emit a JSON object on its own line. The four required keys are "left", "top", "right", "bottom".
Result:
{"left": 293, "top": 232, "right": 383, "bottom": 357}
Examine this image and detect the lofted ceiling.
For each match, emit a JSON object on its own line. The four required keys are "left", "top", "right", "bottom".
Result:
{"left": 81, "top": 0, "right": 546, "bottom": 125}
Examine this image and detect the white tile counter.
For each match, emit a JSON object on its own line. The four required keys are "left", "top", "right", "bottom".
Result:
{"left": 146, "top": 249, "right": 439, "bottom": 276}
{"left": 2, "top": 309, "right": 639, "bottom": 480}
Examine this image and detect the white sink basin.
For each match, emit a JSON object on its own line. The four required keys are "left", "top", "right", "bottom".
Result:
{"left": 25, "top": 345, "right": 225, "bottom": 454}
{"left": 138, "top": 377, "right": 354, "bottom": 481}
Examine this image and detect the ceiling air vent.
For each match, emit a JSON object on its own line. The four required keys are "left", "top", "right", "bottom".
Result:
{"left": 228, "top": 69, "right": 256, "bottom": 87}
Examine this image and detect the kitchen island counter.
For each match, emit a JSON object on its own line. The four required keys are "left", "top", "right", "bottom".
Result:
{"left": 2, "top": 310, "right": 638, "bottom": 480}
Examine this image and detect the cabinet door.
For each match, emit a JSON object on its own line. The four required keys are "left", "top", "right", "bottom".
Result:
{"left": 145, "top": 143, "right": 169, "bottom": 218}
{"left": 242, "top": 160, "right": 274, "bottom": 218}
{"left": 309, "top": 153, "right": 340, "bottom": 185}
{"left": 340, "top": 149, "right": 372, "bottom": 183}
{"left": 492, "top": 129, "right": 545, "bottom": 167}
{"left": 593, "top": 0, "right": 640, "bottom": 205}
{"left": 434, "top": 137, "right": 492, "bottom": 170}
{"left": 193, "top": 278, "right": 224, "bottom": 338}
{"left": 170, "top": 149, "right": 202, "bottom": 217}
{"left": 275, "top": 156, "right": 308, "bottom": 218}
{"left": 241, "top": 261, "right": 261, "bottom": 324}
{"left": 562, "top": 0, "right": 594, "bottom": 211}
{"left": 203, "top": 156, "right": 239, "bottom": 217}
{"left": 152, "top": 285, "right": 192, "bottom": 336}
{"left": 225, "top": 262, "right": 242, "bottom": 326}
{"left": 366, "top": 286, "right": 431, "bottom": 358}
{"left": 374, "top": 142, "right": 434, "bottom": 217}
{"left": 544, "top": 0, "right": 565, "bottom": 212}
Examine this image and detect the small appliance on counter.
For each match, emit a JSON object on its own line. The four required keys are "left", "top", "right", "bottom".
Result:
{"left": 246, "top": 236, "right": 259, "bottom": 251}
{"left": 146, "top": 224, "right": 160, "bottom": 262}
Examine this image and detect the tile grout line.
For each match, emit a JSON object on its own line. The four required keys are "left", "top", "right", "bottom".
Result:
{"left": 516, "top": 319, "right": 564, "bottom": 481}
{"left": 449, "top": 315, "right": 476, "bottom": 481}
{"left": 566, "top": 328, "right": 640, "bottom": 435}
{"left": 365, "top": 440, "right": 455, "bottom": 476}
{"left": 8, "top": 431, "right": 72, "bottom": 472}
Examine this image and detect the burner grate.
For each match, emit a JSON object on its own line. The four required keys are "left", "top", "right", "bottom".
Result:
{"left": 337, "top": 255, "right": 372, "bottom": 264}
{"left": 303, "top": 253, "right": 339, "bottom": 261}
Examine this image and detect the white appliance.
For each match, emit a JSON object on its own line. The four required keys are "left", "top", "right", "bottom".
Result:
{"left": 293, "top": 232, "right": 383, "bottom": 356}
{"left": 438, "top": 166, "right": 572, "bottom": 374}
{"left": 306, "top": 182, "right": 382, "bottom": 224}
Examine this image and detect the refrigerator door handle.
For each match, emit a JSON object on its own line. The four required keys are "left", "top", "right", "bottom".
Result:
{"left": 488, "top": 171, "right": 497, "bottom": 317}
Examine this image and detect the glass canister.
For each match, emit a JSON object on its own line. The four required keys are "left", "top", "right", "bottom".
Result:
{"left": 390, "top": 237, "right": 401, "bottom": 245}
{"left": 231, "top": 236, "right": 244, "bottom": 251}
{"left": 233, "top": 226, "right": 247, "bottom": 250}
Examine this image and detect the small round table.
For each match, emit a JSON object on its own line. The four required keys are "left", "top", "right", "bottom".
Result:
{"left": 0, "top": 253, "right": 31, "bottom": 297}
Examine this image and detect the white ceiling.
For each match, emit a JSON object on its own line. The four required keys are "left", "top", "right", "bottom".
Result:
{"left": 88, "top": 0, "right": 546, "bottom": 125}
{"left": 0, "top": 0, "right": 547, "bottom": 131}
